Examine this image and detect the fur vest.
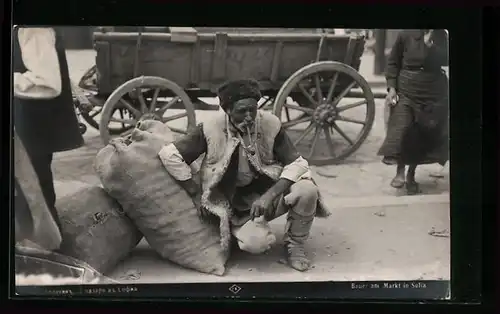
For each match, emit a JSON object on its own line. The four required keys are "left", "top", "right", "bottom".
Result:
{"left": 198, "top": 111, "right": 330, "bottom": 240}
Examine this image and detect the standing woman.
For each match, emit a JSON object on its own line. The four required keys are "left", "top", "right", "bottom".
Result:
{"left": 378, "top": 29, "right": 449, "bottom": 195}
{"left": 13, "top": 27, "right": 84, "bottom": 239}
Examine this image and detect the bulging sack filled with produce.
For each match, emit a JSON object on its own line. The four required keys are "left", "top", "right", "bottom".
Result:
{"left": 57, "top": 186, "right": 143, "bottom": 274}
{"left": 94, "top": 120, "right": 229, "bottom": 276}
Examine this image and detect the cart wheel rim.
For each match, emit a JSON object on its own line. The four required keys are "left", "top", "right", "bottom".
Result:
{"left": 99, "top": 76, "right": 196, "bottom": 145}
{"left": 78, "top": 65, "right": 98, "bottom": 92}
{"left": 81, "top": 103, "right": 133, "bottom": 135}
{"left": 273, "top": 61, "right": 376, "bottom": 166}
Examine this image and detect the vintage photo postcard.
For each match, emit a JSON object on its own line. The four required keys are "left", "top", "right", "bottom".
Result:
{"left": 12, "top": 26, "right": 450, "bottom": 300}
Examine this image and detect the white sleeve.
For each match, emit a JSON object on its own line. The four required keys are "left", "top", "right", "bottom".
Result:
{"left": 158, "top": 143, "right": 193, "bottom": 181}
{"left": 13, "top": 28, "right": 62, "bottom": 100}
{"left": 279, "top": 156, "right": 312, "bottom": 182}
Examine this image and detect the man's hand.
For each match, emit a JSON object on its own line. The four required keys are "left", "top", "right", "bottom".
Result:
{"left": 177, "top": 178, "right": 212, "bottom": 222}
{"left": 250, "top": 193, "right": 275, "bottom": 221}
{"left": 192, "top": 191, "right": 217, "bottom": 223}
{"left": 192, "top": 192, "right": 206, "bottom": 219}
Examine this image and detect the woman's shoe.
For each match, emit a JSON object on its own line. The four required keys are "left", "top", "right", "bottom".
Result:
{"left": 390, "top": 176, "right": 405, "bottom": 188}
{"left": 405, "top": 180, "right": 421, "bottom": 195}
{"left": 382, "top": 157, "right": 398, "bottom": 165}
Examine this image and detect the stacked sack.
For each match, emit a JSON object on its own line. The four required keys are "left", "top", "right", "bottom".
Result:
{"left": 94, "top": 120, "right": 229, "bottom": 276}
{"left": 57, "top": 186, "right": 143, "bottom": 275}
{"left": 15, "top": 129, "right": 141, "bottom": 279}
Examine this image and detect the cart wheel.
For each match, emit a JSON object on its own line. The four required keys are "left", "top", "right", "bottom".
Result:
{"left": 99, "top": 76, "right": 196, "bottom": 145}
{"left": 80, "top": 107, "right": 100, "bottom": 131}
{"left": 78, "top": 65, "right": 98, "bottom": 92}
{"left": 80, "top": 97, "right": 133, "bottom": 135}
{"left": 79, "top": 96, "right": 102, "bottom": 131}
{"left": 273, "top": 61, "right": 376, "bottom": 166}
{"left": 78, "top": 123, "right": 87, "bottom": 135}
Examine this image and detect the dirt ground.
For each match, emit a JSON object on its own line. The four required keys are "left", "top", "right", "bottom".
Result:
{"left": 46, "top": 49, "right": 451, "bottom": 284}
{"left": 63, "top": 49, "right": 449, "bottom": 198}
{"left": 104, "top": 200, "right": 450, "bottom": 284}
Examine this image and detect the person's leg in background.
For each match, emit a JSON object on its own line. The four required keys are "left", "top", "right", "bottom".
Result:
{"left": 406, "top": 164, "right": 420, "bottom": 194}
{"left": 25, "top": 148, "right": 60, "bottom": 230}
{"left": 14, "top": 179, "right": 34, "bottom": 243}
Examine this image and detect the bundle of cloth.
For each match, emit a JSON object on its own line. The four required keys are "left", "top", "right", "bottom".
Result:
{"left": 94, "top": 120, "right": 230, "bottom": 276}
{"left": 15, "top": 184, "right": 142, "bottom": 284}
{"left": 14, "top": 130, "right": 141, "bottom": 285}
{"left": 57, "top": 186, "right": 143, "bottom": 274}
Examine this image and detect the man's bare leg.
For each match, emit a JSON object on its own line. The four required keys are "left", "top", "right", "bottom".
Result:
{"left": 406, "top": 164, "right": 420, "bottom": 195}
{"left": 391, "top": 163, "right": 406, "bottom": 188}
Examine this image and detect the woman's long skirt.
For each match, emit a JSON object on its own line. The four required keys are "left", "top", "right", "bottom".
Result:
{"left": 378, "top": 70, "right": 449, "bottom": 166}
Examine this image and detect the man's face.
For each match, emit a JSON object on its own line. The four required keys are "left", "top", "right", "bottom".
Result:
{"left": 228, "top": 98, "right": 258, "bottom": 130}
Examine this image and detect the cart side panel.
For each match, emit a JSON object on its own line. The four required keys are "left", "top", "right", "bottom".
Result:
{"left": 197, "top": 35, "right": 363, "bottom": 92}
{"left": 277, "top": 39, "right": 352, "bottom": 80}
{"left": 197, "top": 38, "right": 285, "bottom": 92}
{"left": 94, "top": 32, "right": 366, "bottom": 96}
{"left": 198, "top": 40, "right": 215, "bottom": 90}
{"left": 330, "top": 36, "right": 365, "bottom": 71}
{"left": 110, "top": 41, "right": 193, "bottom": 90}
{"left": 224, "top": 42, "right": 276, "bottom": 84}
{"left": 95, "top": 36, "right": 195, "bottom": 95}
{"left": 323, "top": 37, "right": 351, "bottom": 63}
{"left": 273, "top": 42, "right": 318, "bottom": 83}
{"left": 195, "top": 28, "right": 323, "bottom": 34}
{"left": 95, "top": 41, "right": 112, "bottom": 95}
{"left": 320, "top": 36, "right": 366, "bottom": 89}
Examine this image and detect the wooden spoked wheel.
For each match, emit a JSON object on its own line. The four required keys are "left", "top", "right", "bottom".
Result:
{"left": 77, "top": 96, "right": 121, "bottom": 134}
{"left": 273, "top": 61, "right": 376, "bottom": 166}
{"left": 76, "top": 66, "right": 133, "bottom": 135}
{"left": 81, "top": 105, "right": 137, "bottom": 135}
{"left": 78, "top": 65, "right": 98, "bottom": 93}
{"left": 99, "top": 76, "right": 196, "bottom": 145}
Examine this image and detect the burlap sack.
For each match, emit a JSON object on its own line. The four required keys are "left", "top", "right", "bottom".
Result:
{"left": 57, "top": 186, "right": 143, "bottom": 274}
{"left": 94, "top": 120, "right": 229, "bottom": 276}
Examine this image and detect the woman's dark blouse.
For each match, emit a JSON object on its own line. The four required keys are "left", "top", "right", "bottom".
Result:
{"left": 386, "top": 30, "right": 449, "bottom": 91}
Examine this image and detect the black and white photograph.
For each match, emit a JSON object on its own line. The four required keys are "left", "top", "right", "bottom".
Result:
{"left": 13, "top": 26, "right": 450, "bottom": 294}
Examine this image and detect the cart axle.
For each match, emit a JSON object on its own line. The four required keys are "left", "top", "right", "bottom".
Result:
{"left": 346, "top": 89, "right": 387, "bottom": 99}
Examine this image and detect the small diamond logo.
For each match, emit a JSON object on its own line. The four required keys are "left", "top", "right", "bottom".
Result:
{"left": 228, "top": 284, "right": 242, "bottom": 294}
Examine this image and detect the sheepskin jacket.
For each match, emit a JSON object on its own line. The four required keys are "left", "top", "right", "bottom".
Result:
{"left": 159, "top": 111, "right": 331, "bottom": 243}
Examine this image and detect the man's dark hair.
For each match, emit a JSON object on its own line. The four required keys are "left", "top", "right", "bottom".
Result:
{"left": 216, "top": 79, "right": 262, "bottom": 112}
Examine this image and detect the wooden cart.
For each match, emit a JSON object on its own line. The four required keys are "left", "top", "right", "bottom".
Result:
{"left": 76, "top": 27, "right": 385, "bottom": 166}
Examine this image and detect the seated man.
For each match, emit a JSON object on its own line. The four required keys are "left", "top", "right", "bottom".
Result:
{"left": 158, "top": 79, "right": 330, "bottom": 271}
